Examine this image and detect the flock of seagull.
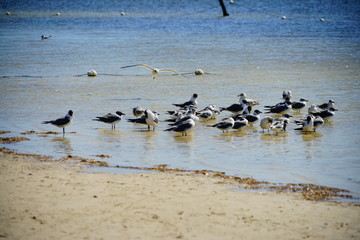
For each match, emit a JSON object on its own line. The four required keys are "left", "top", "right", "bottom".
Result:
{"left": 42, "top": 91, "right": 337, "bottom": 136}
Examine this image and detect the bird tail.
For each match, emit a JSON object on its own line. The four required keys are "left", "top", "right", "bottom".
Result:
{"left": 164, "top": 127, "right": 175, "bottom": 131}
{"left": 127, "top": 119, "right": 137, "bottom": 123}
{"left": 294, "top": 127, "right": 304, "bottom": 131}
{"left": 42, "top": 121, "right": 51, "bottom": 124}
{"left": 219, "top": 107, "right": 225, "bottom": 112}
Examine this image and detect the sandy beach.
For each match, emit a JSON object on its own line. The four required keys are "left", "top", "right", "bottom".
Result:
{"left": 0, "top": 150, "right": 359, "bottom": 240}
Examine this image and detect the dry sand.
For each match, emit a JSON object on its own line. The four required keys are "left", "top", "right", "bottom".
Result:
{"left": 0, "top": 151, "right": 359, "bottom": 240}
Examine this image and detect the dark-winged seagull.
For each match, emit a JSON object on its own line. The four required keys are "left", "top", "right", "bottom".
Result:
{"left": 173, "top": 93, "right": 198, "bottom": 108}
{"left": 311, "top": 107, "right": 337, "bottom": 120}
{"left": 265, "top": 101, "right": 292, "bottom": 114}
{"left": 317, "top": 100, "right": 335, "bottom": 110}
{"left": 220, "top": 100, "right": 247, "bottom": 115}
{"left": 208, "top": 117, "right": 235, "bottom": 133}
{"left": 291, "top": 98, "right": 308, "bottom": 112}
{"left": 165, "top": 118, "right": 195, "bottom": 136}
{"left": 42, "top": 110, "right": 73, "bottom": 134}
{"left": 232, "top": 116, "right": 248, "bottom": 131}
{"left": 93, "top": 111, "right": 125, "bottom": 130}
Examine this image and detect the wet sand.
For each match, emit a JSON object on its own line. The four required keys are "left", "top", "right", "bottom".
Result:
{"left": 0, "top": 151, "right": 359, "bottom": 240}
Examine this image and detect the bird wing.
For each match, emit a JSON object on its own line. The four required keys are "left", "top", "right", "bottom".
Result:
{"left": 121, "top": 64, "right": 154, "bottom": 71}
{"left": 159, "top": 69, "right": 181, "bottom": 75}
{"left": 51, "top": 117, "right": 70, "bottom": 126}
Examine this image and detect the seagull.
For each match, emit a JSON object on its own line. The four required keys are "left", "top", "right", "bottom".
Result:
{"left": 232, "top": 117, "right": 248, "bottom": 131}
{"left": 317, "top": 100, "right": 335, "bottom": 110}
{"left": 220, "top": 100, "right": 247, "bottom": 115}
{"left": 274, "top": 114, "right": 292, "bottom": 125}
{"left": 168, "top": 108, "right": 199, "bottom": 126}
{"left": 313, "top": 116, "right": 324, "bottom": 131}
{"left": 205, "top": 104, "right": 221, "bottom": 119}
{"left": 93, "top": 111, "right": 125, "bottom": 130}
{"left": 241, "top": 110, "right": 262, "bottom": 126}
{"left": 294, "top": 115, "right": 315, "bottom": 132}
{"left": 291, "top": 98, "right": 308, "bottom": 112}
{"left": 308, "top": 104, "right": 320, "bottom": 114}
{"left": 132, "top": 107, "right": 145, "bottom": 117}
{"left": 260, "top": 116, "right": 273, "bottom": 132}
{"left": 311, "top": 107, "right": 337, "bottom": 120}
{"left": 196, "top": 108, "right": 213, "bottom": 121}
{"left": 164, "top": 118, "right": 195, "bottom": 136}
{"left": 127, "top": 109, "right": 159, "bottom": 130}
{"left": 238, "top": 93, "right": 259, "bottom": 106}
{"left": 173, "top": 93, "right": 198, "bottom": 108}
{"left": 196, "top": 105, "right": 219, "bottom": 121}
{"left": 121, "top": 64, "right": 181, "bottom": 79}
{"left": 42, "top": 110, "right": 73, "bottom": 134}
{"left": 41, "top": 35, "right": 52, "bottom": 40}
{"left": 208, "top": 117, "right": 235, "bottom": 133}
{"left": 282, "top": 91, "right": 292, "bottom": 100}
{"left": 265, "top": 101, "right": 292, "bottom": 114}
{"left": 270, "top": 119, "right": 288, "bottom": 135}
{"left": 270, "top": 114, "right": 292, "bottom": 132}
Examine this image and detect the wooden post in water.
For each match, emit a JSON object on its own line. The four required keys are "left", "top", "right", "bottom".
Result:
{"left": 218, "top": 0, "right": 229, "bottom": 17}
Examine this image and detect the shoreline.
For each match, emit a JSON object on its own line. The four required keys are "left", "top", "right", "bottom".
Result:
{"left": 0, "top": 146, "right": 357, "bottom": 203}
{"left": 1, "top": 149, "right": 360, "bottom": 239}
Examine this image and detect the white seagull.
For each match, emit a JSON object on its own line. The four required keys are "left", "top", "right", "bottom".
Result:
{"left": 308, "top": 104, "right": 320, "bottom": 114}
{"left": 42, "top": 110, "right": 73, "bottom": 134}
{"left": 238, "top": 92, "right": 259, "bottom": 106}
{"left": 127, "top": 109, "right": 159, "bottom": 130}
{"left": 121, "top": 64, "right": 181, "bottom": 79}
{"left": 196, "top": 105, "right": 218, "bottom": 121}
{"left": 294, "top": 115, "right": 315, "bottom": 132}
{"left": 270, "top": 114, "right": 292, "bottom": 134}
{"left": 93, "top": 111, "right": 125, "bottom": 130}
{"left": 260, "top": 116, "right": 273, "bottom": 132}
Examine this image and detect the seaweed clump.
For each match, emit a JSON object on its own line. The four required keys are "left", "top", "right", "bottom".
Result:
{"left": 60, "top": 155, "right": 109, "bottom": 167}
{"left": 0, "top": 136, "right": 30, "bottom": 144}
{"left": 269, "top": 183, "right": 353, "bottom": 201}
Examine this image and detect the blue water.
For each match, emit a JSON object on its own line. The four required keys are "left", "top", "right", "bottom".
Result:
{"left": 1, "top": 0, "right": 360, "bottom": 195}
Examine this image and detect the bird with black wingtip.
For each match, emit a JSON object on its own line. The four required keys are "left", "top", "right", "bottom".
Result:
{"left": 93, "top": 111, "right": 125, "bottom": 130}
{"left": 42, "top": 110, "right": 73, "bottom": 134}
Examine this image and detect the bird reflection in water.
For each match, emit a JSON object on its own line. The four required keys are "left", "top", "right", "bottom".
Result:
{"left": 51, "top": 136, "right": 73, "bottom": 155}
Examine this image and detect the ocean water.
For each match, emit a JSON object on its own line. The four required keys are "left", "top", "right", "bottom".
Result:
{"left": 1, "top": 0, "right": 360, "bottom": 195}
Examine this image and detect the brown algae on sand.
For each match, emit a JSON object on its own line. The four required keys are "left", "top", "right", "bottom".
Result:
{"left": 0, "top": 137, "right": 30, "bottom": 144}
{"left": 0, "top": 144, "right": 356, "bottom": 202}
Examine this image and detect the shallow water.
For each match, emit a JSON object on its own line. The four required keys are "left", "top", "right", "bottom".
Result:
{"left": 1, "top": 0, "right": 360, "bottom": 195}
